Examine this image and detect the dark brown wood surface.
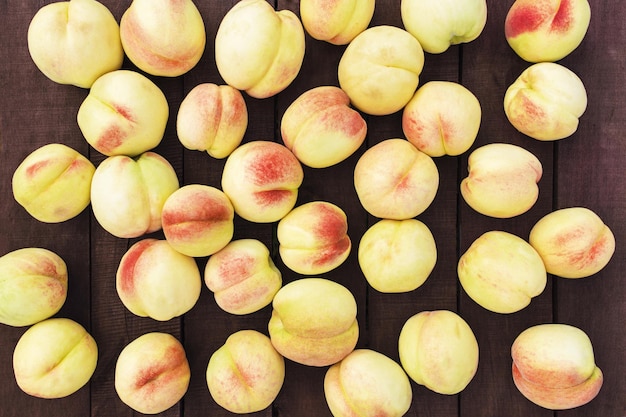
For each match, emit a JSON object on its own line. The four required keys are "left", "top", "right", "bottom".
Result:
{"left": 1, "top": 1, "right": 624, "bottom": 416}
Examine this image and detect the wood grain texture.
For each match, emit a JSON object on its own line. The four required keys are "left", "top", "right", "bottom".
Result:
{"left": 0, "top": 1, "right": 624, "bottom": 417}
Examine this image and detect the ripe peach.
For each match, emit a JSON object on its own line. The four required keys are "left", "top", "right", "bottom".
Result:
{"left": 458, "top": 231, "right": 547, "bottom": 314}
{"left": 77, "top": 69, "right": 169, "bottom": 157}
{"left": 204, "top": 239, "right": 282, "bottom": 315}
{"left": 115, "top": 332, "right": 190, "bottom": 414}
{"left": 206, "top": 330, "right": 285, "bottom": 413}
{"left": 338, "top": 25, "right": 424, "bottom": 116}
{"left": 176, "top": 83, "right": 248, "bottom": 159}
{"left": 221, "top": 140, "right": 304, "bottom": 223}
{"left": 354, "top": 138, "right": 439, "bottom": 220}
{"left": 27, "top": 0, "right": 123, "bottom": 88}
{"left": 90, "top": 152, "right": 179, "bottom": 238}
{"left": 358, "top": 219, "right": 437, "bottom": 293}
{"left": 505, "top": 0, "right": 591, "bottom": 63}
{"left": 215, "top": 0, "right": 305, "bottom": 98}
{"left": 398, "top": 310, "right": 479, "bottom": 395}
{"left": 460, "top": 143, "right": 542, "bottom": 218}
{"left": 504, "top": 62, "right": 587, "bottom": 141}
{"left": 161, "top": 184, "right": 234, "bottom": 258}
{"left": 529, "top": 207, "right": 615, "bottom": 278}
{"left": 300, "top": 0, "right": 375, "bottom": 45}
{"left": 13, "top": 318, "right": 98, "bottom": 398}
{"left": 511, "top": 323, "right": 603, "bottom": 409}
{"left": 116, "top": 239, "right": 202, "bottom": 321}
{"left": 0, "top": 247, "right": 67, "bottom": 327}
{"left": 268, "top": 278, "right": 359, "bottom": 367}
{"left": 280, "top": 86, "right": 367, "bottom": 168}
{"left": 402, "top": 81, "right": 481, "bottom": 157}
{"left": 12, "top": 143, "right": 95, "bottom": 223}
{"left": 324, "top": 349, "right": 413, "bottom": 417}
{"left": 401, "top": 0, "right": 487, "bottom": 53}
{"left": 120, "top": 0, "right": 206, "bottom": 77}
{"left": 277, "top": 201, "right": 351, "bottom": 275}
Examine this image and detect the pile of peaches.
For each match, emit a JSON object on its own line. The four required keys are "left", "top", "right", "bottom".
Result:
{"left": 0, "top": 0, "right": 615, "bottom": 415}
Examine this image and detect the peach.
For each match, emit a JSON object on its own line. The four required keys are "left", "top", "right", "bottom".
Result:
{"left": 221, "top": 140, "right": 304, "bottom": 223}
{"left": 511, "top": 323, "right": 603, "bottom": 409}
{"left": 0, "top": 248, "right": 67, "bottom": 327}
{"left": 13, "top": 318, "right": 98, "bottom": 398}
{"left": 504, "top": 62, "right": 587, "bottom": 141}
{"left": 90, "top": 152, "right": 179, "bottom": 239}
{"left": 529, "top": 207, "right": 615, "bottom": 278}
{"left": 458, "top": 231, "right": 547, "bottom": 314}
{"left": 280, "top": 86, "right": 367, "bottom": 168}
{"left": 401, "top": 0, "right": 487, "bottom": 53}
{"left": 358, "top": 219, "right": 437, "bottom": 293}
{"left": 460, "top": 143, "right": 543, "bottom": 218}
{"left": 27, "top": 0, "right": 123, "bottom": 88}
{"left": 77, "top": 69, "right": 169, "bottom": 157}
{"left": 505, "top": 0, "right": 591, "bottom": 63}
{"left": 176, "top": 83, "right": 248, "bottom": 159}
{"left": 12, "top": 143, "right": 95, "bottom": 223}
{"left": 206, "top": 330, "right": 285, "bottom": 413}
{"left": 338, "top": 25, "right": 424, "bottom": 116}
{"left": 277, "top": 201, "right": 351, "bottom": 275}
{"left": 402, "top": 81, "right": 482, "bottom": 157}
{"left": 324, "top": 349, "right": 413, "bottom": 417}
{"left": 300, "top": 0, "right": 376, "bottom": 45}
{"left": 161, "top": 184, "right": 235, "bottom": 258}
{"left": 115, "top": 332, "right": 190, "bottom": 414}
{"left": 398, "top": 310, "right": 479, "bottom": 395}
{"left": 116, "top": 239, "right": 202, "bottom": 321}
{"left": 215, "top": 0, "right": 305, "bottom": 98}
{"left": 204, "top": 239, "right": 282, "bottom": 315}
{"left": 120, "top": 0, "right": 206, "bottom": 77}
{"left": 353, "top": 138, "right": 439, "bottom": 220}
{"left": 268, "top": 278, "right": 359, "bottom": 367}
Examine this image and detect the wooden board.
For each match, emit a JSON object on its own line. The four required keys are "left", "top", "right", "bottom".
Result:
{"left": 0, "top": 1, "right": 624, "bottom": 416}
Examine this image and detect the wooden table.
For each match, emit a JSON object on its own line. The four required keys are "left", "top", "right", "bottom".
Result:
{"left": 1, "top": 1, "right": 624, "bottom": 416}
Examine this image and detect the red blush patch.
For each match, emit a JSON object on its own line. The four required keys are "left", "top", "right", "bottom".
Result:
{"left": 506, "top": 5, "right": 546, "bottom": 38}
{"left": 118, "top": 240, "right": 154, "bottom": 295}
{"left": 551, "top": 0, "right": 574, "bottom": 33}
{"left": 96, "top": 125, "right": 126, "bottom": 154}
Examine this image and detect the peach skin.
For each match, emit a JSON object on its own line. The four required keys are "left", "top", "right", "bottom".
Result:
{"left": 300, "top": 0, "right": 375, "bottom": 45}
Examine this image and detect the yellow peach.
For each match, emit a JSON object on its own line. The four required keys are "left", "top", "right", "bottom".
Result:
{"left": 504, "top": 62, "right": 587, "bottom": 141}
{"left": 511, "top": 323, "right": 603, "bottom": 409}
{"left": 221, "top": 140, "right": 304, "bottom": 223}
{"left": 300, "top": 0, "right": 375, "bottom": 45}
{"left": 77, "top": 69, "right": 169, "bottom": 157}
{"left": 204, "top": 239, "right": 282, "bottom": 315}
{"left": 354, "top": 139, "right": 439, "bottom": 220}
{"left": 358, "top": 219, "right": 437, "bottom": 293}
{"left": 120, "top": 0, "right": 206, "bottom": 77}
{"left": 402, "top": 81, "right": 481, "bottom": 157}
{"left": 12, "top": 143, "right": 95, "bottom": 223}
{"left": 268, "top": 278, "right": 358, "bottom": 367}
{"left": 280, "top": 86, "right": 367, "bottom": 168}
{"left": 0, "top": 247, "right": 67, "bottom": 327}
{"left": 176, "top": 83, "right": 248, "bottom": 159}
{"left": 458, "top": 230, "right": 547, "bottom": 314}
{"left": 324, "top": 349, "right": 412, "bottom": 417}
{"left": 161, "top": 184, "right": 234, "bottom": 258}
{"left": 215, "top": 0, "right": 305, "bottom": 98}
{"left": 338, "top": 25, "right": 424, "bottom": 116}
{"left": 116, "top": 239, "right": 202, "bottom": 321}
{"left": 398, "top": 310, "right": 479, "bottom": 395}
{"left": 529, "top": 207, "right": 615, "bottom": 278}
{"left": 115, "top": 332, "right": 190, "bottom": 414}
{"left": 27, "top": 0, "right": 123, "bottom": 88}
{"left": 206, "top": 330, "right": 285, "bottom": 413}
{"left": 460, "top": 143, "right": 542, "bottom": 218}
{"left": 401, "top": 0, "right": 487, "bottom": 53}
{"left": 13, "top": 318, "right": 98, "bottom": 398}
{"left": 277, "top": 201, "right": 351, "bottom": 275}
{"left": 505, "top": 0, "right": 591, "bottom": 63}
